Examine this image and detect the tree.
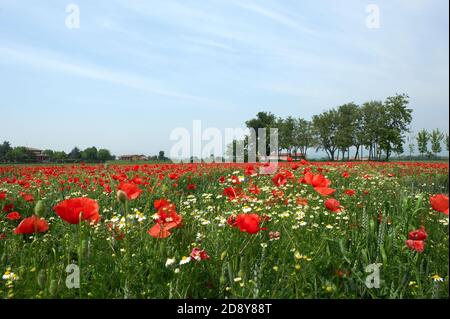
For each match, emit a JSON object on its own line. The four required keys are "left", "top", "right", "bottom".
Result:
{"left": 360, "top": 101, "right": 384, "bottom": 160}
{"left": 69, "top": 147, "right": 82, "bottom": 161}
{"left": 445, "top": 133, "right": 449, "bottom": 152}
{"left": 245, "top": 112, "right": 277, "bottom": 158}
{"left": 277, "top": 116, "right": 295, "bottom": 156}
{"left": 379, "top": 94, "right": 412, "bottom": 161}
{"left": 98, "top": 149, "right": 113, "bottom": 162}
{"left": 293, "top": 118, "right": 314, "bottom": 159}
{"left": 81, "top": 147, "right": 98, "bottom": 162}
{"left": 416, "top": 129, "right": 429, "bottom": 158}
{"left": 430, "top": 129, "right": 444, "bottom": 156}
{"left": 335, "top": 103, "right": 359, "bottom": 161}
{"left": 5, "top": 147, "right": 36, "bottom": 163}
{"left": 0, "top": 141, "right": 12, "bottom": 162}
{"left": 53, "top": 151, "right": 67, "bottom": 163}
{"left": 312, "top": 109, "right": 339, "bottom": 161}
{"left": 43, "top": 150, "right": 54, "bottom": 162}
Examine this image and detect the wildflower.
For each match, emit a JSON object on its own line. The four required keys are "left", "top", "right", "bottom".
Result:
{"left": 325, "top": 199, "right": 342, "bottom": 212}
{"left": 165, "top": 258, "right": 176, "bottom": 267}
{"left": 430, "top": 194, "right": 449, "bottom": 215}
{"left": 53, "top": 197, "right": 100, "bottom": 224}
{"left": 6, "top": 212, "right": 21, "bottom": 220}
{"left": 234, "top": 214, "right": 265, "bottom": 234}
{"left": 180, "top": 256, "right": 191, "bottom": 265}
{"left": 14, "top": 215, "right": 49, "bottom": 234}
{"left": 117, "top": 182, "right": 142, "bottom": 200}
{"left": 190, "top": 247, "right": 210, "bottom": 261}
{"left": 431, "top": 274, "right": 444, "bottom": 282}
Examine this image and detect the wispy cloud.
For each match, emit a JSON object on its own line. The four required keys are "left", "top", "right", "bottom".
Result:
{"left": 0, "top": 45, "right": 221, "bottom": 106}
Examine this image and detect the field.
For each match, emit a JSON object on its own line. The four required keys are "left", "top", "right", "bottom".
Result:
{"left": 0, "top": 161, "right": 448, "bottom": 299}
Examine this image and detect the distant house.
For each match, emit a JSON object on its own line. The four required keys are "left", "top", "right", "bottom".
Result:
{"left": 118, "top": 154, "right": 148, "bottom": 161}
{"left": 24, "top": 147, "right": 48, "bottom": 162}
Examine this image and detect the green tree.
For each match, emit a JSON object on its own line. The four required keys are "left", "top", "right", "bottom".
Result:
{"left": 81, "top": 147, "right": 98, "bottom": 162}
{"left": 416, "top": 129, "right": 429, "bottom": 158}
{"left": 445, "top": 133, "right": 449, "bottom": 152}
{"left": 158, "top": 151, "right": 167, "bottom": 161}
{"left": 0, "top": 141, "right": 12, "bottom": 161}
{"left": 98, "top": 149, "right": 113, "bottom": 162}
{"left": 43, "top": 150, "right": 54, "bottom": 162}
{"left": 360, "top": 101, "right": 384, "bottom": 160}
{"left": 5, "top": 147, "right": 36, "bottom": 163}
{"left": 430, "top": 129, "right": 444, "bottom": 156}
{"left": 312, "top": 109, "right": 339, "bottom": 161}
{"left": 53, "top": 151, "right": 67, "bottom": 163}
{"left": 293, "top": 118, "right": 314, "bottom": 159}
{"left": 69, "top": 147, "right": 82, "bottom": 161}
{"left": 335, "top": 103, "right": 359, "bottom": 160}
{"left": 379, "top": 94, "right": 412, "bottom": 161}
{"left": 278, "top": 116, "right": 295, "bottom": 156}
{"left": 245, "top": 112, "right": 277, "bottom": 158}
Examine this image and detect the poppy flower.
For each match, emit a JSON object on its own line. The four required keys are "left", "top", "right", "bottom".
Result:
{"left": 53, "top": 197, "right": 100, "bottom": 224}
{"left": 409, "top": 226, "right": 428, "bottom": 241}
{"left": 430, "top": 194, "right": 449, "bottom": 215}
{"left": 235, "top": 214, "right": 265, "bottom": 234}
{"left": 406, "top": 240, "right": 425, "bottom": 253}
{"left": 325, "top": 199, "right": 342, "bottom": 212}
{"left": 117, "top": 182, "right": 142, "bottom": 200}
{"left": 14, "top": 215, "right": 49, "bottom": 234}
{"left": 272, "top": 173, "right": 287, "bottom": 187}
{"left": 302, "top": 172, "right": 336, "bottom": 196}
{"left": 296, "top": 197, "right": 308, "bottom": 206}
{"left": 20, "top": 192, "right": 34, "bottom": 202}
{"left": 6, "top": 212, "right": 21, "bottom": 220}
{"left": 223, "top": 187, "right": 241, "bottom": 200}
{"left": 344, "top": 189, "right": 356, "bottom": 196}
{"left": 249, "top": 185, "right": 261, "bottom": 195}
{"left": 190, "top": 247, "right": 210, "bottom": 261}
{"left": 148, "top": 199, "right": 182, "bottom": 239}
{"left": 3, "top": 203, "right": 14, "bottom": 212}
{"left": 0, "top": 192, "right": 6, "bottom": 200}
{"left": 187, "top": 184, "right": 197, "bottom": 190}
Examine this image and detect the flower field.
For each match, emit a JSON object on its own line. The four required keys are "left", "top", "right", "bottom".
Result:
{"left": 0, "top": 161, "right": 448, "bottom": 299}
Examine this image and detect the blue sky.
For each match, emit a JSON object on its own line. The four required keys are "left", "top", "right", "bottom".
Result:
{"left": 0, "top": 0, "right": 448, "bottom": 157}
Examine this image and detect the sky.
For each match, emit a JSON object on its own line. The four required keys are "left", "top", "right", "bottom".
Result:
{"left": 0, "top": 0, "right": 448, "bottom": 158}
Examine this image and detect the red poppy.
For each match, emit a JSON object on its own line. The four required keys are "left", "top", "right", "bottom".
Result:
{"left": 0, "top": 192, "right": 6, "bottom": 200}
{"left": 249, "top": 185, "right": 261, "bottom": 195}
{"left": 302, "top": 172, "right": 336, "bottom": 196}
{"left": 219, "top": 176, "right": 226, "bottom": 183}
{"left": 223, "top": 187, "right": 241, "bottom": 200}
{"left": 325, "top": 199, "right": 342, "bottom": 212}
{"left": 3, "top": 203, "right": 14, "bottom": 212}
{"left": 20, "top": 192, "right": 34, "bottom": 202}
{"left": 342, "top": 172, "right": 350, "bottom": 179}
{"left": 344, "top": 189, "right": 356, "bottom": 196}
{"left": 272, "top": 173, "right": 287, "bottom": 187}
{"left": 187, "top": 184, "right": 197, "bottom": 190}
{"left": 190, "top": 247, "right": 210, "bottom": 261}
{"left": 406, "top": 240, "right": 425, "bottom": 253}
{"left": 53, "top": 197, "right": 100, "bottom": 224}
{"left": 117, "top": 182, "right": 142, "bottom": 200}
{"left": 14, "top": 215, "right": 49, "bottom": 234}
{"left": 296, "top": 197, "right": 308, "bottom": 206}
{"left": 235, "top": 214, "right": 265, "bottom": 234}
{"left": 148, "top": 199, "right": 182, "bottom": 239}
{"left": 409, "top": 226, "right": 428, "bottom": 241}
{"left": 7, "top": 212, "right": 21, "bottom": 220}
{"left": 430, "top": 194, "right": 449, "bottom": 215}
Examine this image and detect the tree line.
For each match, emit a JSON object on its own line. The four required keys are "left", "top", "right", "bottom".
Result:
{"left": 241, "top": 93, "right": 448, "bottom": 161}
{"left": 0, "top": 143, "right": 115, "bottom": 163}
{"left": 415, "top": 129, "right": 450, "bottom": 158}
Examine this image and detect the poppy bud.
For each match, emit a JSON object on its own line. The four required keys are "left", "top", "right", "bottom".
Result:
{"left": 37, "top": 269, "right": 47, "bottom": 288}
{"left": 116, "top": 190, "right": 127, "bottom": 204}
{"left": 34, "top": 200, "right": 45, "bottom": 216}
